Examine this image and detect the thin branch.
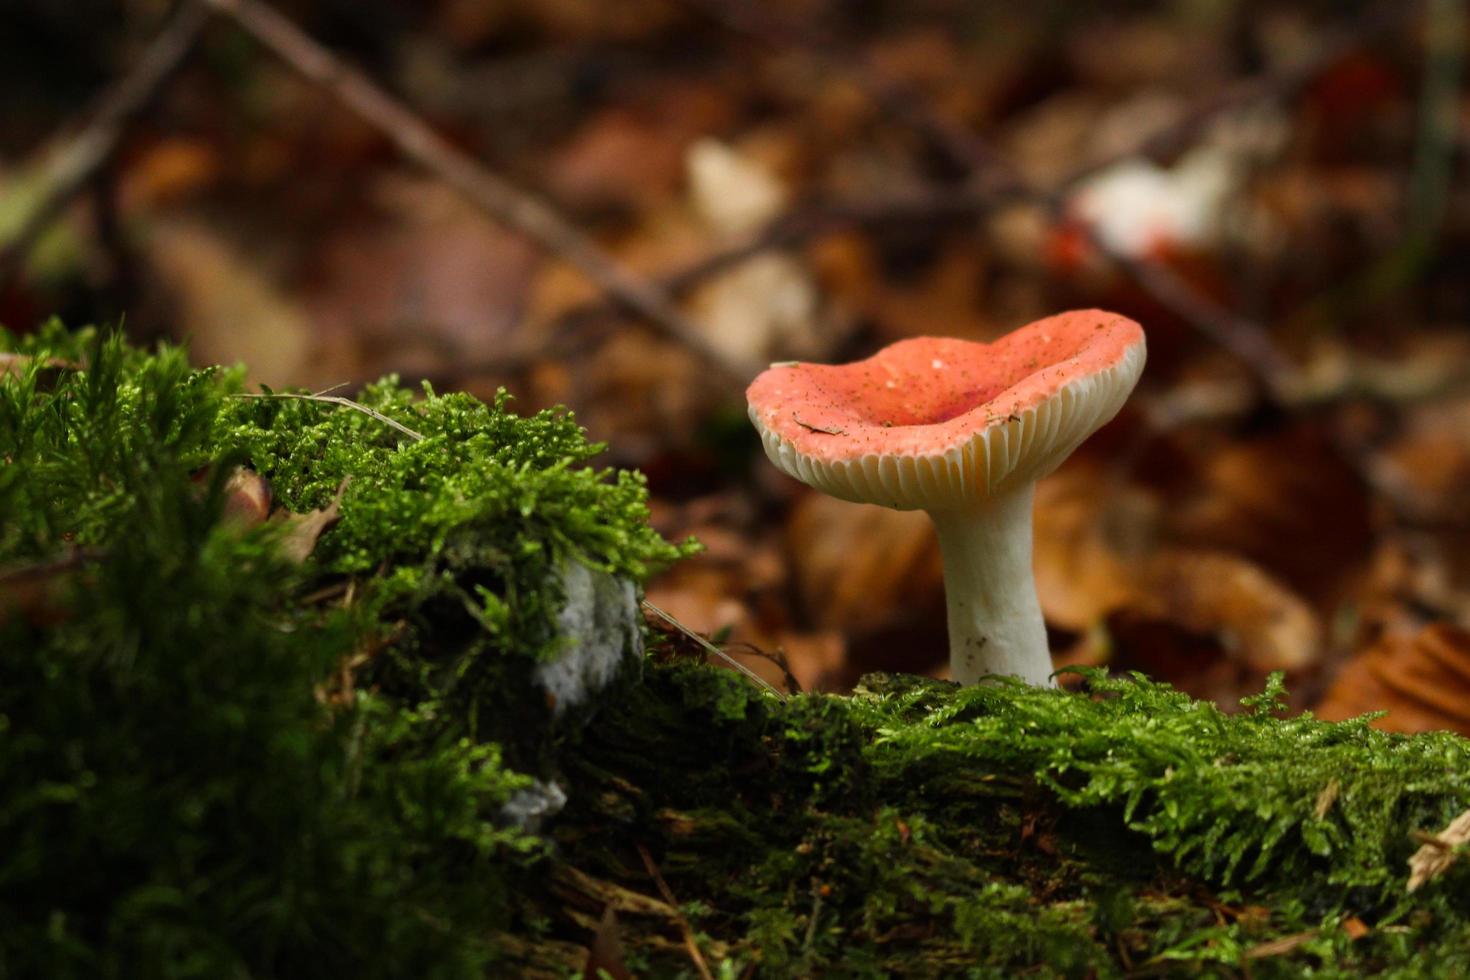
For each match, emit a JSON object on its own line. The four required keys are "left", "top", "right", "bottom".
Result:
{"left": 660, "top": 186, "right": 1027, "bottom": 297}
{"left": 0, "top": 3, "right": 208, "bottom": 290}
{"left": 198, "top": 0, "right": 758, "bottom": 382}
{"left": 634, "top": 842, "right": 716, "bottom": 980}
{"left": 532, "top": 183, "right": 1028, "bottom": 352}
{"left": 642, "top": 598, "right": 787, "bottom": 700}
{"left": 232, "top": 391, "right": 427, "bottom": 441}
{"left": 1085, "top": 235, "right": 1296, "bottom": 384}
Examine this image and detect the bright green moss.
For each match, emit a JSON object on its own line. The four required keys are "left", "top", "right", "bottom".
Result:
{"left": 215, "top": 366, "right": 693, "bottom": 752}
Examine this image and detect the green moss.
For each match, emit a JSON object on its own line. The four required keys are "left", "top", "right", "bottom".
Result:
{"left": 0, "top": 324, "right": 683, "bottom": 976}
{"left": 546, "top": 663, "right": 1470, "bottom": 977}
{"left": 6, "top": 324, "right": 1470, "bottom": 978}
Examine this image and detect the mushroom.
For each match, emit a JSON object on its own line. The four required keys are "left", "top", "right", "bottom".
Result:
{"left": 746, "top": 309, "right": 1146, "bottom": 686}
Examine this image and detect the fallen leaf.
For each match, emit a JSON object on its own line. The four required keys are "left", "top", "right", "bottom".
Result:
{"left": 1138, "top": 549, "right": 1321, "bottom": 673}
{"left": 582, "top": 906, "right": 631, "bottom": 980}
{"left": 146, "top": 218, "right": 314, "bottom": 387}
{"left": 546, "top": 108, "right": 689, "bottom": 211}
{"left": 785, "top": 491, "right": 942, "bottom": 638}
{"left": 270, "top": 478, "right": 350, "bottom": 564}
{"left": 0, "top": 552, "right": 91, "bottom": 628}
{"left": 1407, "top": 808, "right": 1470, "bottom": 892}
{"left": 1316, "top": 623, "right": 1470, "bottom": 734}
{"left": 120, "top": 137, "right": 219, "bottom": 210}
{"left": 1167, "top": 427, "right": 1373, "bottom": 603}
{"left": 1032, "top": 465, "right": 1157, "bottom": 631}
{"left": 305, "top": 175, "right": 542, "bottom": 379}
{"left": 0, "top": 353, "right": 78, "bottom": 378}
{"left": 1368, "top": 397, "right": 1470, "bottom": 525}
{"left": 221, "top": 468, "right": 272, "bottom": 528}
{"left": 1359, "top": 531, "right": 1470, "bottom": 635}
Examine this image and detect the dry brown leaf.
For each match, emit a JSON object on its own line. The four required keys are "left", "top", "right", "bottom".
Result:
{"left": 570, "top": 330, "right": 709, "bottom": 452}
{"left": 816, "top": 238, "right": 998, "bottom": 346}
{"left": 146, "top": 218, "right": 314, "bottom": 387}
{"left": 1167, "top": 428, "right": 1372, "bottom": 602}
{"left": 582, "top": 906, "right": 632, "bottom": 980}
{"left": 785, "top": 492, "right": 941, "bottom": 637}
{"left": 1032, "top": 466, "right": 1158, "bottom": 631}
{"left": 1316, "top": 623, "right": 1470, "bottom": 734}
{"left": 1360, "top": 532, "right": 1470, "bottom": 634}
{"left": 1067, "top": 21, "right": 1221, "bottom": 90}
{"left": 1407, "top": 809, "right": 1470, "bottom": 892}
{"left": 305, "top": 175, "right": 541, "bottom": 379}
{"left": 0, "top": 553, "right": 89, "bottom": 628}
{"left": 121, "top": 137, "right": 220, "bottom": 210}
{"left": 1368, "top": 398, "right": 1470, "bottom": 525}
{"left": 0, "top": 353, "right": 78, "bottom": 378}
{"left": 768, "top": 629, "right": 846, "bottom": 693}
{"left": 271, "top": 479, "right": 350, "bottom": 564}
{"left": 220, "top": 468, "right": 272, "bottom": 528}
{"left": 1138, "top": 549, "right": 1321, "bottom": 673}
{"left": 547, "top": 109, "right": 688, "bottom": 212}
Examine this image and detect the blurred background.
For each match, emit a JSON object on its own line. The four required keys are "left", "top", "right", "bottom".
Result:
{"left": 4, "top": 0, "right": 1470, "bottom": 727}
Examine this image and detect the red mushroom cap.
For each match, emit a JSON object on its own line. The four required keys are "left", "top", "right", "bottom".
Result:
{"left": 746, "top": 309, "right": 1145, "bottom": 509}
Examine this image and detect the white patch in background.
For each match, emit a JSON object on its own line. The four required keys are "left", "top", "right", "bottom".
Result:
{"left": 534, "top": 559, "right": 642, "bottom": 717}
{"left": 686, "top": 139, "right": 836, "bottom": 365}
{"left": 687, "top": 138, "right": 787, "bottom": 237}
{"left": 1067, "top": 104, "right": 1288, "bottom": 259}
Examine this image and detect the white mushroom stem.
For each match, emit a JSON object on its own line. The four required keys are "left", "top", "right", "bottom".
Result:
{"left": 928, "top": 485, "right": 1053, "bottom": 687}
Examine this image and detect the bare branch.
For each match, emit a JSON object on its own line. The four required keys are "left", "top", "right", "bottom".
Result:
{"left": 198, "top": 0, "right": 758, "bottom": 382}
{"left": 635, "top": 842, "right": 716, "bottom": 980}
{"left": 642, "top": 598, "right": 787, "bottom": 700}
{"left": 0, "top": 3, "right": 208, "bottom": 290}
{"left": 232, "top": 391, "right": 427, "bottom": 442}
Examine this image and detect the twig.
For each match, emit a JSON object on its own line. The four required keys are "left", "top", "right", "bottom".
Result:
{"left": 723, "top": 639, "right": 803, "bottom": 694}
{"left": 1087, "top": 238, "right": 1295, "bottom": 386}
{"left": 232, "top": 391, "right": 426, "bottom": 442}
{"left": 659, "top": 186, "right": 1027, "bottom": 297}
{"left": 0, "top": 3, "right": 208, "bottom": 290}
{"left": 1242, "top": 929, "right": 1320, "bottom": 960}
{"left": 198, "top": 0, "right": 758, "bottom": 382}
{"left": 642, "top": 598, "right": 787, "bottom": 700}
{"left": 792, "top": 412, "right": 846, "bottom": 435}
{"left": 803, "top": 879, "right": 824, "bottom": 953}
{"left": 529, "top": 184, "right": 1027, "bottom": 355}
{"left": 634, "top": 842, "right": 716, "bottom": 980}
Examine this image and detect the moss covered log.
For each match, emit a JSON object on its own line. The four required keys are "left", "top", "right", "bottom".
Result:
{"left": 3, "top": 326, "right": 1470, "bottom": 978}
